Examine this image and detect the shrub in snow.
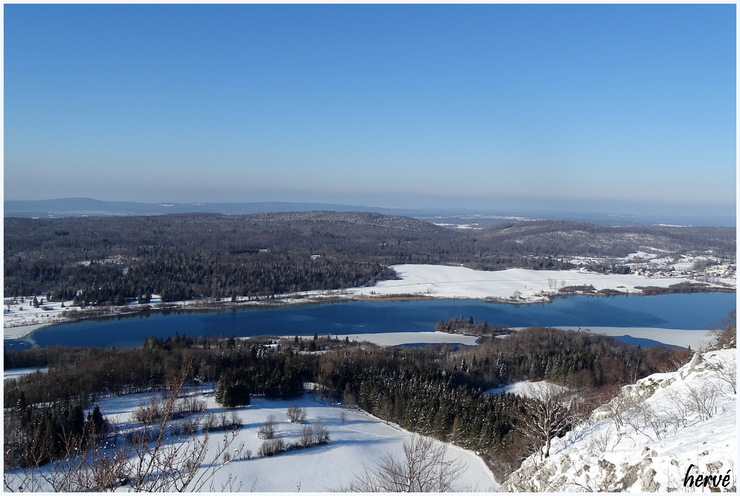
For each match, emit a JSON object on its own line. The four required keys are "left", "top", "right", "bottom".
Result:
{"left": 257, "top": 414, "right": 277, "bottom": 439}
{"left": 299, "top": 425, "right": 315, "bottom": 448}
{"left": 287, "top": 405, "right": 307, "bottom": 423}
{"left": 258, "top": 438, "right": 287, "bottom": 457}
{"left": 313, "top": 420, "right": 330, "bottom": 444}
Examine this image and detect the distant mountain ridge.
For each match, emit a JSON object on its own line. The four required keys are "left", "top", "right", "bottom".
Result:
{"left": 4, "top": 197, "right": 735, "bottom": 227}
{"left": 3, "top": 197, "right": 413, "bottom": 218}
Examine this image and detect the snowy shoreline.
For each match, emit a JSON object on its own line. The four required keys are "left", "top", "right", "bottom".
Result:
{"left": 5, "top": 264, "right": 734, "bottom": 347}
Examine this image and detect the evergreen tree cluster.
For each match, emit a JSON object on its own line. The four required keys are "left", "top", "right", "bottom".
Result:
{"left": 459, "top": 327, "right": 691, "bottom": 388}
{"left": 435, "top": 316, "right": 505, "bottom": 336}
{"left": 215, "top": 369, "right": 250, "bottom": 408}
{"left": 7, "top": 395, "right": 108, "bottom": 468}
{"left": 4, "top": 338, "right": 315, "bottom": 470}
{"left": 321, "top": 347, "right": 525, "bottom": 446}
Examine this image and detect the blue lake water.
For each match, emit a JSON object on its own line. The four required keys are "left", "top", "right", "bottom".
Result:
{"left": 20, "top": 292, "right": 736, "bottom": 349}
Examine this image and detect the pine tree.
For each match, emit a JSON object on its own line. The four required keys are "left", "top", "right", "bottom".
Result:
{"left": 87, "top": 405, "right": 107, "bottom": 435}
{"left": 215, "top": 370, "right": 250, "bottom": 408}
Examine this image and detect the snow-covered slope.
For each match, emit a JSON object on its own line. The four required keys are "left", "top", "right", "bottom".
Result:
{"left": 5, "top": 391, "right": 497, "bottom": 492}
{"left": 501, "top": 349, "right": 737, "bottom": 492}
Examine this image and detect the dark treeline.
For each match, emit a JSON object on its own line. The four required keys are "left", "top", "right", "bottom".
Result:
{"left": 5, "top": 327, "right": 692, "bottom": 479}
{"left": 5, "top": 338, "right": 315, "bottom": 408}
{"left": 6, "top": 212, "right": 734, "bottom": 305}
{"left": 435, "top": 316, "right": 510, "bottom": 336}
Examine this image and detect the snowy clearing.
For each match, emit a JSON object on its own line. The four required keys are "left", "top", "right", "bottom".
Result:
{"left": 4, "top": 390, "right": 498, "bottom": 492}
{"left": 343, "top": 264, "right": 723, "bottom": 301}
{"left": 333, "top": 331, "right": 480, "bottom": 347}
{"left": 486, "top": 380, "right": 569, "bottom": 399}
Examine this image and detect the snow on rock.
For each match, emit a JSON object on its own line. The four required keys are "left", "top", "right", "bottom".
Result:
{"left": 500, "top": 349, "right": 737, "bottom": 492}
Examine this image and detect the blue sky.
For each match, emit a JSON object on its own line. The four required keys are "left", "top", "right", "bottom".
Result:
{"left": 4, "top": 4, "right": 736, "bottom": 218}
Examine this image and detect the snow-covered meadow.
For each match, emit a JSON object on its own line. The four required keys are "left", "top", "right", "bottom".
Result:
{"left": 332, "top": 331, "right": 481, "bottom": 347}
{"left": 4, "top": 388, "right": 498, "bottom": 492}
{"left": 343, "top": 264, "right": 716, "bottom": 301}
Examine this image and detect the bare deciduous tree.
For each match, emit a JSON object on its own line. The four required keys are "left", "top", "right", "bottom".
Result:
{"left": 299, "top": 425, "right": 315, "bottom": 448}
{"left": 257, "top": 414, "right": 278, "bottom": 440}
{"left": 344, "top": 435, "right": 467, "bottom": 492}
{"left": 312, "top": 420, "right": 329, "bottom": 444}
{"left": 515, "top": 385, "right": 580, "bottom": 460}
{"left": 287, "top": 405, "right": 307, "bottom": 424}
{"left": 600, "top": 390, "right": 639, "bottom": 433}
{"left": 684, "top": 383, "right": 721, "bottom": 422}
{"left": 708, "top": 310, "right": 736, "bottom": 350}
{"left": 706, "top": 356, "right": 737, "bottom": 394}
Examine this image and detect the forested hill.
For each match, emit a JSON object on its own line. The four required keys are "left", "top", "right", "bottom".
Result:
{"left": 476, "top": 220, "right": 736, "bottom": 260}
{"left": 4, "top": 212, "right": 735, "bottom": 305}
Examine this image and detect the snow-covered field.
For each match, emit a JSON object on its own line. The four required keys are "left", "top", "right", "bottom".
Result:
{"left": 502, "top": 349, "right": 738, "bottom": 492}
{"left": 4, "top": 390, "right": 498, "bottom": 492}
{"left": 344, "top": 264, "right": 713, "bottom": 301}
{"left": 333, "top": 331, "right": 480, "bottom": 347}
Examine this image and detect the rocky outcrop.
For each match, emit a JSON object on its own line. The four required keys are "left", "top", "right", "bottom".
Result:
{"left": 500, "top": 349, "right": 737, "bottom": 492}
